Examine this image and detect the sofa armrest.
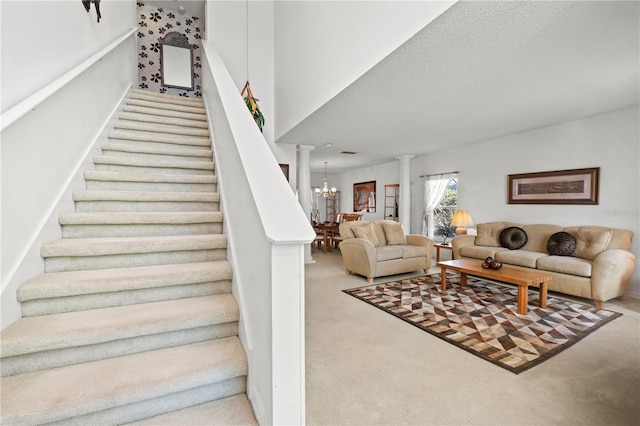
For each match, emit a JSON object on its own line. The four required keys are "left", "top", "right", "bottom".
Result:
{"left": 406, "top": 234, "right": 434, "bottom": 269}
{"left": 339, "top": 238, "right": 378, "bottom": 280}
{"left": 452, "top": 235, "right": 475, "bottom": 259}
{"left": 591, "top": 249, "right": 636, "bottom": 303}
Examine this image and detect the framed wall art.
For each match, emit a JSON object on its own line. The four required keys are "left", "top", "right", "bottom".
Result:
{"left": 279, "top": 164, "right": 289, "bottom": 181}
{"left": 353, "top": 181, "right": 376, "bottom": 212}
{"left": 507, "top": 167, "right": 599, "bottom": 205}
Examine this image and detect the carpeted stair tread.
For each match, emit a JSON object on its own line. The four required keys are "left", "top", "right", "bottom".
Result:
{"left": 94, "top": 155, "right": 214, "bottom": 172}
{"left": 116, "top": 120, "right": 209, "bottom": 137}
{"left": 59, "top": 211, "right": 222, "bottom": 226}
{"left": 41, "top": 234, "right": 227, "bottom": 258}
{"left": 118, "top": 112, "right": 210, "bottom": 129}
{"left": 128, "top": 394, "right": 258, "bottom": 425}
{"left": 130, "top": 89, "right": 204, "bottom": 105}
{"left": 85, "top": 170, "right": 216, "bottom": 185}
{"left": 1, "top": 295, "right": 238, "bottom": 358}
{"left": 101, "top": 142, "right": 213, "bottom": 159}
{"left": 108, "top": 129, "right": 210, "bottom": 147}
{"left": 18, "top": 261, "right": 232, "bottom": 302}
{"left": 125, "top": 98, "right": 206, "bottom": 115}
{"left": 0, "top": 337, "right": 247, "bottom": 426}
{"left": 73, "top": 190, "right": 219, "bottom": 202}
{"left": 123, "top": 104, "right": 207, "bottom": 122}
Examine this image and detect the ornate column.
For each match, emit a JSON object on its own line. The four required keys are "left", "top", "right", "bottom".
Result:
{"left": 395, "top": 155, "right": 414, "bottom": 232}
{"left": 297, "top": 145, "right": 315, "bottom": 264}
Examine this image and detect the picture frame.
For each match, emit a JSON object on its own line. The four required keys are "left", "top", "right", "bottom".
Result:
{"left": 507, "top": 167, "right": 599, "bottom": 205}
{"left": 279, "top": 164, "right": 289, "bottom": 181}
{"left": 353, "top": 181, "right": 376, "bottom": 212}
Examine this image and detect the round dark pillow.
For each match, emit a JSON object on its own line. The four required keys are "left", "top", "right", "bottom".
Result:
{"left": 547, "top": 231, "right": 577, "bottom": 256}
{"left": 499, "top": 227, "right": 528, "bottom": 250}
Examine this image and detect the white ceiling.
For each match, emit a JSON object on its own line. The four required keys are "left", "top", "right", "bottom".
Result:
{"left": 276, "top": 1, "right": 640, "bottom": 173}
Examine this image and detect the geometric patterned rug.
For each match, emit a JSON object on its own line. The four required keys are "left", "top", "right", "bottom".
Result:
{"left": 343, "top": 272, "right": 622, "bottom": 374}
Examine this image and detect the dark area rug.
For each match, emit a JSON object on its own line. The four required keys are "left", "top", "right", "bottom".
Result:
{"left": 343, "top": 272, "right": 622, "bottom": 374}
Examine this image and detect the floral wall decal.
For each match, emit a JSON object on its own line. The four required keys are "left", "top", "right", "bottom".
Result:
{"left": 136, "top": 2, "right": 203, "bottom": 97}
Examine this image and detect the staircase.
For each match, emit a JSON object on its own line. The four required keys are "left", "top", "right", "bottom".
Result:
{"left": 0, "top": 89, "right": 257, "bottom": 425}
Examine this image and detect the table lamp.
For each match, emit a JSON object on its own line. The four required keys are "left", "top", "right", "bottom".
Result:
{"left": 451, "top": 209, "right": 473, "bottom": 235}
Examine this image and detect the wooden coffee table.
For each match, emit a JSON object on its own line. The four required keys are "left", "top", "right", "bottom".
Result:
{"left": 437, "top": 259, "right": 552, "bottom": 315}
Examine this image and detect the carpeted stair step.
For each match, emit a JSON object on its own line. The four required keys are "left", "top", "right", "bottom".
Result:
{"left": 123, "top": 104, "right": 207, "bottom": 122}
{"left": 17, "top": 261, "right": 232, "bottom": 317}
{"left": 0, "top": 337, "right": 247, "bottom": 425}
{"left": 94, "top": 155, "right": 214, "bottom": 175}
{"left": 84, "top": 171, "right": 216, "bottom": 192}
{"left": 115, "top": 119, "right": 209, "bottom": 137}
{"left": 101, "top": 142, "right": 213, "bottom": 162}
{"left": 59, "top": 211, "right": 223, "bottom": 238}
{"left": 128, "top": 394, "right": 258, "bottom": 425}
{"left": 1, "top": 294, "right": 238, "bottom": 376}
{"left": 130, "top": 88, "right": 204, "bottom": 106}
{"left": 74, "top": 190, "right": 219, "bottom": 212}
{"left": 118, "top": 112, "right": 209, "bottom": 129}
{"left": 41, "top": 234, "right": 227, "bottom": 273}
{"left": 125, "top": 97, "right": 206, "bottom": 115}
{"left": 108, "top": 129, "right": 210, "bottom": 149}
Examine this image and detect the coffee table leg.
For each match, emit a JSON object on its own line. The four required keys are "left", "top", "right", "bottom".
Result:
{"left": 517, "top": 285, "right": 528, "bottom": 315}
{"left": 460, "top": 272, "right": 467, "bottom": 287}
{"left": 440, "top": 267, "right": 447, "bottom": 291}
{"left": 539, "top": 281, "right": 548, "bottom": 309}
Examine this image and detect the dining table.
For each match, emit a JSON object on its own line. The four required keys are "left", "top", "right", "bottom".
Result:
{"left": 313, "top": 222, "right": 340, "bottom": 253}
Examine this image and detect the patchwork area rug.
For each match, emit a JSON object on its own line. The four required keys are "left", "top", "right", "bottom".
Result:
{"left": 343, "top": 273, "right": 622, "bottom": 374}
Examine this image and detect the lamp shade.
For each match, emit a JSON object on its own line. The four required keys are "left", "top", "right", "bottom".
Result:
{"left": 451, "top": 210, "right": 473, "bottom": 235}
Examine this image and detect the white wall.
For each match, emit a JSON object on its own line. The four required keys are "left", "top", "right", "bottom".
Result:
{"left": 274, "top": 0, "right": 455, "bottom": 139}
{"left": 1, "top": 0, "right": 138, "bottom": 329}
{"left": 408, "top": 107, "right": 639, "bottom": 296}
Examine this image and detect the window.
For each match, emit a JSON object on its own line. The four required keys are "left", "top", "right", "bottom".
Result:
{"left": 431, "top": 178, "right": 457, "bottom": 241}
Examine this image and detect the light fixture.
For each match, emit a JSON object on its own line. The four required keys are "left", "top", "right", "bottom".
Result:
{"left": 316, "top": 161, "right": 337, "bottom": 198}
{"left": 451, "top": 209, "right": 473, "bottom": 235}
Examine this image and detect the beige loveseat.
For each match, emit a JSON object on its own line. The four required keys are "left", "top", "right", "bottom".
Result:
{"left": 339, "top": 220, "right": 434, "bottom": 283}
{"left": 452, "top": 222, "right": 635, "bottom": 307}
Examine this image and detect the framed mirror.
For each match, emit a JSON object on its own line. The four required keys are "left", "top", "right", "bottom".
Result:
{"left": 159, "top": 31, "right": 194, "bottom": 91}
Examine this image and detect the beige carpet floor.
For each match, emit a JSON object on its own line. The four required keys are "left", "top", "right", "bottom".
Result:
{"left": 305, "top": 249, "right": 640, "bottom": 425}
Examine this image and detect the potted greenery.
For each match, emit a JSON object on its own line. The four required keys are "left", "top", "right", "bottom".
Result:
{"left": 241, "top": 81, "right": 265, "bottom": 132}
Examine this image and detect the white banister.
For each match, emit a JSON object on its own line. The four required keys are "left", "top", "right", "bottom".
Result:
{"left": 201, "top": 40, "right": 314, "bottom": 425}
{"left": 0, "top": 26, "right": 138, "bottom": 132}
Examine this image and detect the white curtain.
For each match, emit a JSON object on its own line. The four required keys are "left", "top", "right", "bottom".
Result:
{"left": 421, "top": 173, "right": 455, "bottom": 235}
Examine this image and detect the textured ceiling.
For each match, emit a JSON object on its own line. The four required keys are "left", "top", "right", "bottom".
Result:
{"left": 276, "top": 1, "right": 640, "bottom": 173}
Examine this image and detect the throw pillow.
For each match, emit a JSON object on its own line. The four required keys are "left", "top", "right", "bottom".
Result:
{"left": 352, "top": 223, "right": 381, "bottom": 246}
{"left": 499, "top": 227, "right": 528, "bottom": 250}
{"left": 547, "top": 232, "right": 577, "bottom": 256}
{"left": 475, "top": 223, "right": 505, "bottom": 247}
{"left": 571, "top": 228, "right": 612, "bottom": 260}
{"left": 382, "top": 222, "right": 407, "bottom": 245}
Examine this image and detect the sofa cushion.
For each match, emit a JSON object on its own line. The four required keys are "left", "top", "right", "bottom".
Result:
{"left": 460, "top": 245, "right": 509, "bottom": 260}
{"left": 521, "top": 224, "right": 564, "bottom": 252}
{"left": 401, "top": 245, "right": 428, "bottom": 259}
{"left": 475, "top": 222, "right": 520, "bottom": 247}
{"left": 372, "top": 221, "right": 389, "bottom": 246}
{"left": 376, "top": 245, "right": 403, "bottom": 262}
{"left": 352, "top": 223, "right": 381, "bottom": 247}
{"left": 382, "top": 221, "right": 407, "bottom": 245}
{"left": 547, "top": 232, "right": 577, "bottom": 256}
{"left": 537, "top": 256, "right": 592, "bottom": 278}
{"left": 495, "top": 250, "right": 548, "bottom": 268}
{"left": 499, "top": 227, "right": 528, "bottom": 250}
{"left": 569, "top": 227, "right": 612, "bottom": 260}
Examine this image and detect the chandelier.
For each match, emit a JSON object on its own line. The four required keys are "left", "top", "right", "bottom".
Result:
{"left": 316, "top": 161, "right": 337, "bottom": 198}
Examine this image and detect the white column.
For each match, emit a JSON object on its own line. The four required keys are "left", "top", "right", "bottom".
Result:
{"left": 396, "top": 155, "right": 414, "bottom": 232}
{"left": 297, "top": 145, "right": 315, "bottom": 264}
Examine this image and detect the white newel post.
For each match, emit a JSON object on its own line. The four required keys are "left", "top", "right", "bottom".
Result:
{"left": 297, "top": 145, "right": 315, "bottom": 264}
{"left": 396, "top": 155, "right": 414, "bottom": 232}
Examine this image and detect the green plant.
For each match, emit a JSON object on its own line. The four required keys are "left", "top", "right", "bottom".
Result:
{"left": 241, "top": 81, "right": 265, "bottom": 132}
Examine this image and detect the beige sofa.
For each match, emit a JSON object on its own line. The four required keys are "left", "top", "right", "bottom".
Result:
{"left": 452, "top": 222, "right": 635, "bottom": 307}
{"left": 339, "top": 220, "right": 434, "bottom": 283}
